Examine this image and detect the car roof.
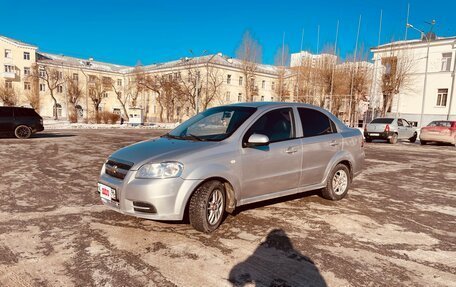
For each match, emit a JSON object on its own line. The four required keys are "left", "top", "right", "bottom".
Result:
{"left": 0, "top": 106, "right": 34, "bottom": 110}
{"left": 227, "top": 101, "right": 325, "bottom": 109}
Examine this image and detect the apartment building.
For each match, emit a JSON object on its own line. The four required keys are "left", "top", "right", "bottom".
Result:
{"left": 0, "top": 35, "right": 284, "bottom": 122}
{"left": 370, "top": 36, "right": 456, "bottom": 126}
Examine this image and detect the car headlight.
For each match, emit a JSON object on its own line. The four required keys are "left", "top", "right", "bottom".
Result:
{"left": 136, "top": 162, "right": 183, "bottom": 179}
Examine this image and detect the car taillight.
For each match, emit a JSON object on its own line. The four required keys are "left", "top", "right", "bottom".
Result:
{"left": 385, "top": 124, "right": 390, "bottom": 132}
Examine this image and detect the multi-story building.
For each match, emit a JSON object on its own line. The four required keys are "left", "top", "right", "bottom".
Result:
{"left": 370, "top": 35, "right": 456, "bottom": 127}
{"left": 0, "top": 35, "right": 284, "bottom": 122}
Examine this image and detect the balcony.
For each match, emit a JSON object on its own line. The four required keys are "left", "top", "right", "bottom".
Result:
{"left": 2, "top": 72, "right": 16, "bottom": 79}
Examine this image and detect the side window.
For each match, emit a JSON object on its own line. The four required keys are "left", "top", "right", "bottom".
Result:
{"left": 402, "top": 119, "right": 411, "bottom": 127}
{"left": 244, "top": 108, "right": 294, "bottom": 143}
{"left": 0, "top": 108, "right": 13, "bottom": 118}
{"left": 298, "top": 108, "right": 335, "bottom": 137}
{"left": 397, "top": 119, "right": 403, "bottom": 126}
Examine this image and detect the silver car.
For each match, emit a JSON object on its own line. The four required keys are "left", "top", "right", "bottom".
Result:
{"left": 364, "top": 117, "right": 417, "bottom": 144}
{"left": 98, "top": 103, "right": 365, "bottom": 232}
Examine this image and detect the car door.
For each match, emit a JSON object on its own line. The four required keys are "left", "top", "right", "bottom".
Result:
{"left": 297, "top": 107, "right": 342, "bottom": 187}
{"left": 402, "top": 119, "right": 415, "bottom": 138}
{"left": 396, "top": 119, "right": 407, "bottom": 139}
{"left": 0, "top": 107, "right": 14, "bottom": 132}
{"left": 240, "top": 107, "right": 302, "bottom": 201}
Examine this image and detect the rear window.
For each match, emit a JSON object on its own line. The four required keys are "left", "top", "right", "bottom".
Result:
{"left": 371, "top": 118, "right": 394, "bottom": 124}
{"left": 14, "top": 108, "right": 39, "bottom": 117}
{"left": 428, "top": 121, "right": 451, "bottom": 127}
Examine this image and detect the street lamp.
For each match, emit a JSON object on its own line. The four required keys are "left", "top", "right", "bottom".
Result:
{"left": 406, "top": 21, "right": 435, "bottom": 127}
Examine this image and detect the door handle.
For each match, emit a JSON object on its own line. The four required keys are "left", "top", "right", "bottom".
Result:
{"left": 286, "top": 147, "right": 298, "bottom": 154}
{"left": 330, "top": 140, "right": 339, "bottom": 147}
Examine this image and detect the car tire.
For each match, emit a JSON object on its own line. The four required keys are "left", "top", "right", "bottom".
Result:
{"left": 14, "top": 125, "right": 32, "bottom": 139}
{"left": 365, "top": 138, "right": 372, "bottom": 143}
{"left": 420, "top": 140, "right": 427, "bottom": 145}
{"left": 189, "top": 180, "right": 226, "bottom": 233}
{"left": 388, "top": 133, "right": 398, "bottom": 144}
{"left": 409, "top": 132, "right": 417, "bottom": 143}
{"left": 321, "top": 164, "right": 351, "bottom": 201}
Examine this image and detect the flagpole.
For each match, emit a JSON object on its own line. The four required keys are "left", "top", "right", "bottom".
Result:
{"left": 329, "top": 20, "right": 339, "bottom": 112}
{"left": 348, "top": 15, "right": 362, "bottom": 126}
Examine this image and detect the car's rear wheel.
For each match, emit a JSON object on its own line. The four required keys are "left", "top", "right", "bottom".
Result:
{"left": 388, "top": 133, "right": 398, "bottom": 144}
{"left": 321, "top": 164, "right": 350, "bottom": 201}
{"left": 409, "top": 132, "right": 417, "bottom": 143}
{"left": 14, "top": 125, "right": 32, "bottom": 139}
{"left": 420, "top": 140, "right": 427, "bottom": 145}
{"left": 189, "top": 180, "right": 226, "bottom": 233}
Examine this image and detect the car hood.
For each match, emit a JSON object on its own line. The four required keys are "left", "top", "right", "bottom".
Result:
{"left": 109, "top": 137, "right": 219, "bottom": 170}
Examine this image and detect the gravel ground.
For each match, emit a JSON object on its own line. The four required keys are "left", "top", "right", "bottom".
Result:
{"left": 0, "top": 129, "right": 455, "bottom": 287}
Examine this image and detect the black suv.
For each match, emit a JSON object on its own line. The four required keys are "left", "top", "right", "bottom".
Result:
{"left": 0, "top": 107, "right": 44, "bottom": 139}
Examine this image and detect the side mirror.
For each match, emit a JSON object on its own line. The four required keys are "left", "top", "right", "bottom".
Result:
{"left": 246, "top": 133, "right": 269, "bottom": 147}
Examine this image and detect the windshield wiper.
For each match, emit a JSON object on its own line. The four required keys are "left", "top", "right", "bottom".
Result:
{"left": 161, "top": 133, "right": 183, "bottom": 140}
{"left": 184, "top": 133, "right": 206, "bottom": 141}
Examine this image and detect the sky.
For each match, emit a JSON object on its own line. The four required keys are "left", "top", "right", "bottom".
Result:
{"left": 1, "top": 0, "right": 455, "bottom": 66}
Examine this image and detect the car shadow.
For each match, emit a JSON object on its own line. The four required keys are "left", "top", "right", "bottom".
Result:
{"left": 31, "top": 133, "right": 76, "bottom": 138}
{"left": 228, "top": 229, "right": 327, "bottom": 287}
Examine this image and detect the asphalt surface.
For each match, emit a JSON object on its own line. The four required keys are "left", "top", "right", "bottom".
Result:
{"left": 0, "top": 129, "right": 455, "bottom": 287}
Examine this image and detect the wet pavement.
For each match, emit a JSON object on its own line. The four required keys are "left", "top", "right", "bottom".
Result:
{"left": 0, "top": 129, "right": 455, "bottom": 287}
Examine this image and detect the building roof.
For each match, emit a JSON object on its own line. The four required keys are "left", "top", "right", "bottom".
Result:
{"left": 37, "top": 52, "right": 132, "bottom": 74}
{"left": 0, "top": 35, "right": 38, "bottom": 49}
{"left": 371, "top": 36, "right": 456, "bottom": 51}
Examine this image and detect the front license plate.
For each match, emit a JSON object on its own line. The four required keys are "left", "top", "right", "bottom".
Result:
{"left": 98, "top": 183, "right": 116, "bottom": 201}
{"left": 370, "top": 133, "right": 380, "bottom": 136}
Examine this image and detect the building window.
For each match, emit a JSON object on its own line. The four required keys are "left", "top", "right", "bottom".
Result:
{"left": 238, "top": 93, "right": 242, "bottom": 102}
{"left": 262, "top": 80, "right": 265, "bottom": 89}
{"left": 436, "top": 89, "right": 448, "bottom": 107}
{"left": 4, "top": 65, "right": 13, "bottom": 73}
{"left": 117, "top": 79, "right": 122, "bottom": 86}
{"left": 102, "top": 92, "right": 108, "bottom": 98}
{"left": 239, "top": 76, "right": 243, "bottom": 86}
{"left": 227, "top": 74, "right": 231, "bottom": 84}
{"left": 89, "top": 75, "right": 96, "bottom": 82}
{"left": 73, "top": 73, "right": 78, "bottom": 81}
{"left": 225, "top": 91, "right": 230, "bottom": 102}
{"left": 441, "top": 53, "right": 452, "bottom": 72}
{"left": 39, "top": 83, "right": 46, "bottom": 91}
{"left": 24, "top": 52, "right": 30, "bottom": 60}
{"left": 39, "top": 69, "right": 46, "bottom": 78}
{"left": 261, "top": 95, "right": 264, "bottom": 101}
{"left": 57, "top": 85, "right": 63, "bottom": 93}
{"left": 24, "top": 82, "right": 31, "bottom": 90}
{"left": 272, "top": 82, "right": 275, "bottom": 90}
{"left": 5, "top": 81, "right": 13, "bottom": 89}
{"left": 24, "top": 67, "right": 31, "bottom": 76}
{"left": 58, "top": 71, "right": 63, "bottom": 79}
{"left": 4, "top": 49, "right": 12, "bottom": 58}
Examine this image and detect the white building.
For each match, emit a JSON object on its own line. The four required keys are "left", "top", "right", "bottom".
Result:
{"left": 290, "top": 51, "right": 337, "bottom": 68}
{"left": 370, "top": 36, "right": 456, "bottom": 127}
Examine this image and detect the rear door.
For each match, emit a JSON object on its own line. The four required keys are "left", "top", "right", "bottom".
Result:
{"left": 397, "top": 119, "right": 407, "bottom": 139}
{"left": 297, "top": 107, "right": 342, "bottom": 187}
{"left": 0, "top": 107, "right": 14, "bottom": 132}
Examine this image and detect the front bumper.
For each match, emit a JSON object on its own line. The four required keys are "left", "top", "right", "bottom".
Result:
{"left": 364, "top": 131, "right": 395, "bottom": 139}
{"left": 98, "top": 168, "right": 203, "bottom": 221}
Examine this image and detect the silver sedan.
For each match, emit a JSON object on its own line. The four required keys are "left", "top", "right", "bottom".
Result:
{"left": 98, "top": 102, "right": 365, "bottom": 232}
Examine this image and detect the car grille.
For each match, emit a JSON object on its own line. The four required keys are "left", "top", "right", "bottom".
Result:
{"left": 105, "top": 158, "right": 133, "bottom": 180}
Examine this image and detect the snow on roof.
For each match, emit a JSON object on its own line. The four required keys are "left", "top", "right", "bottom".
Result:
{"left": 0, "top": 35, "right": 38, "bottom": 49}
{"left": 372, "top": 36, "right": 456, "bottom": 50}
{"left": 37, "top": 52, "right": 131, "bottom": 73}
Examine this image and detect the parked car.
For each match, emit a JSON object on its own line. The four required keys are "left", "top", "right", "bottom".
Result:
{"left": 364, "top": 117, "right": 417, "bottom": 144}
{"left": 98, "top": 103, "right": 365, "bottom": 233}
{"left": 420, "top": 120, "right": 456, "bottom": 146}
{"left": 0, "top": 106, "right": 44, "bottom": 139}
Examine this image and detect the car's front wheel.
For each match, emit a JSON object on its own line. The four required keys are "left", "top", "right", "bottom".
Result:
{"left": 321, "top": 164, "right": 351, "bottom": 200}
{"left": 14, "top": 125, "right": 32, "bottom": 139}
{"left": 388, "top": 133, "right": 398, "bottom": 144}
{"left": 409, "top": 132, "right": 417, "bottom": 143}
{"left": 189, "top": 180, "right": 226, "bottom": 233}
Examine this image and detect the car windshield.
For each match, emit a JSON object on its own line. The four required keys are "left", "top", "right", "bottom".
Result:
{"left": 428, "top": 121, "right": 451, "bottom": 127}
{"left": 371, "top": 118, "right": 394, "bottom": 124}
{"left": 165, "top": 106, "right": 257, "bottom": 141}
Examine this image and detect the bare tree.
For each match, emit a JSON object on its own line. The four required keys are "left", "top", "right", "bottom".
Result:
{"left": 110, "top": 78, "right": 130, "bottom": 121}
{"left": 236, "top": 31, "right": 262, "bottom": 102}
{"left": 88, "top": 75, "right": 110, "bottom": 123}
{"left": 66, "top": 76, "right": 83, "bottom": 122}
{"left": 380, "top": 48, "right": 414, "bottom": 116}
{"left": 32, "top": 66, "right": 65, "bottom": 119}
{"left": 201, "top": 65, "right": 224, "bottom": 110}
{"left": 274, "top": 45, "right": 290, "bottom": 102}
{"left": 0, "top": 80, "right": 17, "bottom": 106}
